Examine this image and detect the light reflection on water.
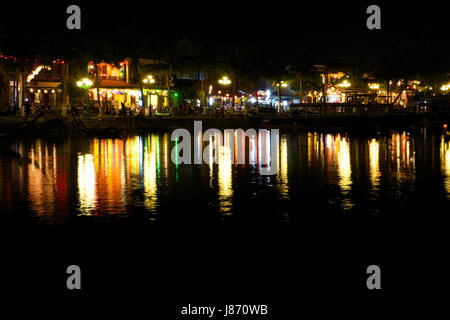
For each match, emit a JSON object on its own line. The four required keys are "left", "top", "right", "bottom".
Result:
{"left": 77, "top": 153, "right": 96, "bottom": 215}
{"left": 1, "top": 130, "right": 449, "bottom": 224}
{"left": 143, "top": 134, "right": 158, "bottom": 213}
{"left": 218, "top": 139, "right": 233, "bottom": 215}
{"left": 369, "top": 138, "right": 380, "bottom": 191}
{"left": 441, "top": 136, "right": 450, "bottom": 199}
{"left": 336, "top": 135, "right": 352, "bottom": 210}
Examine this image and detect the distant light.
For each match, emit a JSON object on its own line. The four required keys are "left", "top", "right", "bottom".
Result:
{"left": 338, "top": 80, "right": 351, "bottom": 88}
{"left": 27, "top": 65, "right": 45, "bottom": 82}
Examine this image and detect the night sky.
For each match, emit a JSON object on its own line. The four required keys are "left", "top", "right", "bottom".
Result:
{"left": 1, "top": 1, "right": 449, "bottom": 59}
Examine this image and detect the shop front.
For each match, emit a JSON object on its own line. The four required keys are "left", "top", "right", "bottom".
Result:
{"left": 26, "top": 83, "right": 61, "bottom": 108}
{"left": 89, "top": 85, "right": 169, "bottom": 115}
{"left": 143, "top": 89, "right": 169, "bottom": 115}
{"left": 89, "top": 79, "right": 142, "bottom": 114}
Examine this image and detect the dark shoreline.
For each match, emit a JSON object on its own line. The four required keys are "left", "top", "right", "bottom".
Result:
{"left": 1, "top": 113, "right": 449, "bottom": 140}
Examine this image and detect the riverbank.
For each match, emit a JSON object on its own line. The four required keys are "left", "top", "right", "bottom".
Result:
{"left": 1, "top": 112, "right": 448, "bottom": 140}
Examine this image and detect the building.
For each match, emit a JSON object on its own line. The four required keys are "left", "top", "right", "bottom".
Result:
{"left": 25, "top": 60, "right": 65, "bottom": 108}
{"left": 88, "top": 58, "right": 171, "bottom": 115}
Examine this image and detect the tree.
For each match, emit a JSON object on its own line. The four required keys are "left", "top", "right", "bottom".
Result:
{"left": 0, "top": 64, "right": 10, "bottom": 110}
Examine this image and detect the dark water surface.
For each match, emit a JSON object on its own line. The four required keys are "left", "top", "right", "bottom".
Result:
{"left": 1, "top": 129, "right": 449, "bottom": 310}
{"left": 2, "top": 129, "right": 449, "bottom": 221}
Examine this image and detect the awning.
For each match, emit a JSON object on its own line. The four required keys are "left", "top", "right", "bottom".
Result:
{"left": 26, "top": 82, "right": 60, "bottom": 88}
{"left": 99, "top": 79, "right": 137, "bottom": 89}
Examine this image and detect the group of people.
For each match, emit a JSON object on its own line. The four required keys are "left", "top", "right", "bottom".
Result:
{"left": 24, "top": 102, "right": 49, "bottom": 118}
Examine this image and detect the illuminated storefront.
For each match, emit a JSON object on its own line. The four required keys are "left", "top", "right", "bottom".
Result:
{"left": 87, "top": 60, "right": 169, "bottom": 114}
{"left": 143, "top": 89, "right": 169, "bottom": 114}
{"left": 90, "top": 86, "right": 142, "bottom": 112}
{"left": 87, "top": 60, "right": 140, "bottom": 112}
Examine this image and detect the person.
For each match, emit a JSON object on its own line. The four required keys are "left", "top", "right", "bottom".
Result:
{"left": 39, "top": 104, "right": 46, "bottom": 116}
{"left": 120, "top": 102, "right": 127, "bottom": 116}
{"left": 25, "top": 102, "right": 31, "bottom": 118}
{"left": 1, "top": 103, "right": 9, "bottom": 115}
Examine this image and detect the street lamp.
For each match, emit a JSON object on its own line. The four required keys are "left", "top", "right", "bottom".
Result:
{"left": 218, "top": 76, "right": 231, "bottom": 85}
{"left": 369, "top": 83, "right": 380, "bottom": 90}
{"left": 143, "top": 75, "right": 155, "bottom": 84}
{"left": 277, "top": 81, "right": 288, "bottom": 88}
{"left": 218, "top": 76, "right": 231, "bottom": 116}
{"left": 77, "top": 78, "right": 93, "bottom": 119}
{"left": 275, "top": 81, "right": 288, "bottom": 112}
{"left": 338, "top": 80, "right": 351, "bottom": 88}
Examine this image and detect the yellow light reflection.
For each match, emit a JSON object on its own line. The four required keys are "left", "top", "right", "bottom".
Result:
{"left": 218, "top": 131, "right": 233, "bottom": 215}
{"left": 441, "top": 136, "right": 450, "bottom": 199}
{"left": 144, "top": 135, "right": 158, "bottom": 212}
{"left": 336, "top": 136, "right": 353, "bottom": 210}
{"left": 27, "top": 139, "right": 56, "bottom": 215}
{"left": 93, "top": 138, "right": 126, "bottom": 214}
{"left": 337, "top": 136, "right": 352, "bottom": 191}
{"left": 369, "top": 138, "right": 380, "bottom": 189}
{"left": 277, "top": 135, "right": 289, "bottom": 199}
{"left": 126, "top": 136, "right": 143, "bottom": 178}
{"left": 78, "top": 153, "right": 97, "bottom": 215}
